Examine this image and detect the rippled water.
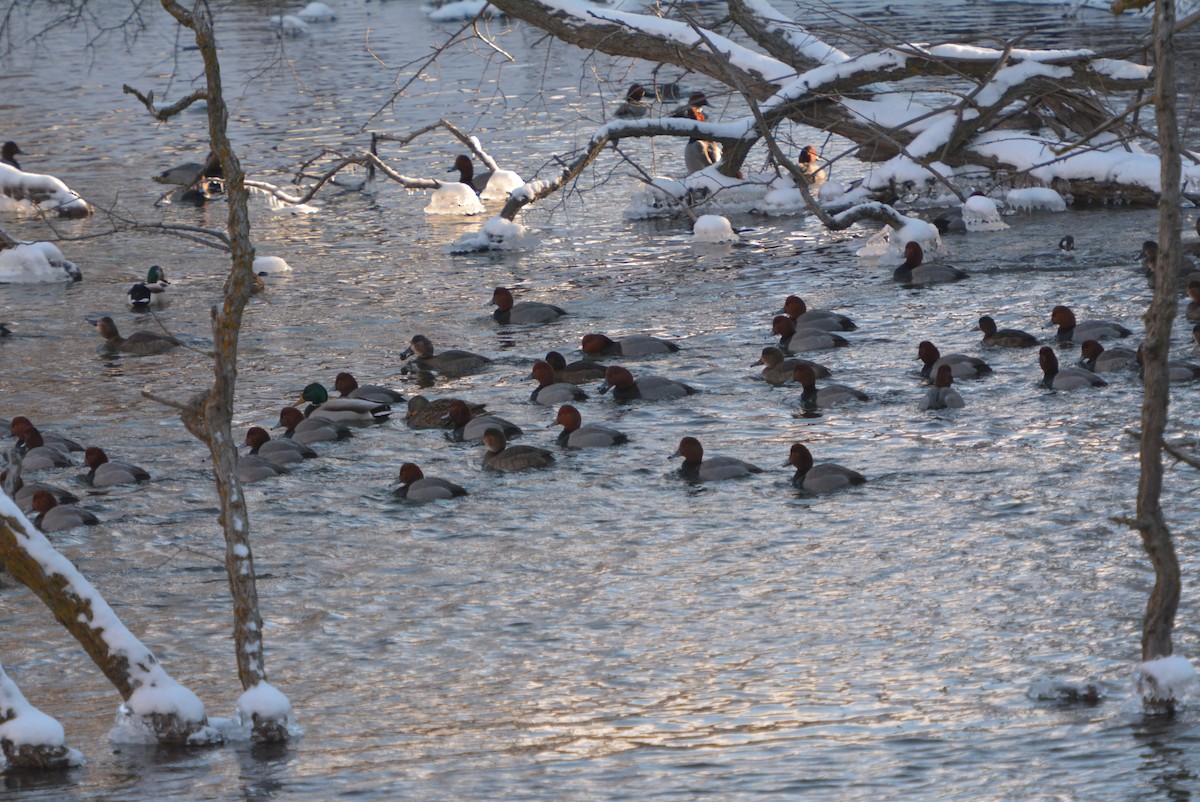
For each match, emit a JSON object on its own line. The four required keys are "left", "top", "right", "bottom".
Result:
{"left": 4, "top": 1, "right": 1200, "bottom": 799}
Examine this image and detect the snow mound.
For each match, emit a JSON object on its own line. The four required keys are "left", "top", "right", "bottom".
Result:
{"left": 961, "top": 195, "right": 1008, "bottom": 232}
{"left": 693, "top": 214, "right": 739, "bottom": 243}
{"left": 423, "top": 0, "right": 507, "bottom": 21}
{"left": 625, "top": 178, "right": 687, "bottom": 219}
{"left": 0, "top": 163, "right": 91, "bottom": 218}
{"left": 268, "top": 14, "right": 309, "bottom": 35}
{"left": 1006, "top": 187, "right": 1067, "bottom": 214}
{"left": 425, "top": 182, "right": 486, "bottom": 216}
{"left": 297, "top": 2, "right": 336, "bottom": 21}
{"left": 447, "top": 216, "right": 533, "bottom": 253}
{"left": 0, "top": 242, "right": 83, "bottom": 284}
{"left": 480, "top": 169, "right": 525, "bottom": 202}
{"left": 856, "top": 218, "right": 943, "bottom": 259}
{"left": 1126, "top": 655, "right": 1197, "bottom": 713}
{"left": 1027, "top": 677, "right": 1105, "bottom": 703}
{"left": 254, "top": 256, "right": 293, "bottom": 276}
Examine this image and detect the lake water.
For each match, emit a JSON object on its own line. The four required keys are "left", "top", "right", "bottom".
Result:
{"left": 3, "top": 1, "right": 1200, "bottom": 799}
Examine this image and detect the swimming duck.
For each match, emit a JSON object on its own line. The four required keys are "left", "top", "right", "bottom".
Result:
{"left": 298, "top": 383, "right": 391, "bottom": 423}
{"left": 772, "top": 315, "right": 850, "bottom": 352}
{"left": 333, "top": 372, "right": 405, "bottom": 404}
{"left": 95, "top": 316, "right": 181, "bottom": 355}
{"left": 1039, "top": 346, "right": 1107, "bottom": 390}
{"left": 491, "top": 287, "right": 567, "bottom": 325}
{"left": 0, "top": 322, "right": 10, "bottom": 337}
{"left": 127, "top": 265, "right": 169, "bottom": 309}
{"left": 893, "top": 241, "right": 967, "bottom": 285}
{"left": 31, "top": 489, "right": 99, "bottom": 532}
{"left": 683, "top": 105, "right": 721, "bottom": 175}
{"left": 784, "top": 443, "right": 866, "bottom": 495}
{"left": 237, "top": 454, "right": 288, "bottom": 483}
{"left": 544, "top": 351, "right": 606, "bottom": 384}
{"left": 16, "top": 427, "right": 74, "bottom": 471}
{"left": 394, "top": 462, "right": 468, "bottom": 501}
{"left": 448, "top": 154, "right": 492, "bottom": 195}
{"left": 598, "top": 365, "right": 696, "bottom": 401}
{"left": 780, "top": 295, "right": 856, "bottom": 331}
{"left": 917, "top": 341, "right": 992, "bottom": 380}
{"left": 1049, "top": 306, "right": 1133, "bottom": 343}
{"left": 9, "top": 417, "right": 84, "bottom": 453}
{"left": 977, "top": 316, "right": 1038, "bottom": 348}
{"left": 553, "top": 404, "right": 628, "bottom": 448}
{"left": 1079, "top": 340, "right": 1137, "bottom": 373}
{"left": 1, "top": 141, "right": 23, "bottom": 169}
{"left": 581, "top": 333, "right": 679, "bottom": 357}
{"left": 2, "top": 471, "right": 79, "bottom": 512}
{"left": 671, "top": 436, "right": 762, "bottom": 482}
{"left": 481, "top": 428, "right": 555, "bottom": 471}
{"left": 444, "top": 398, "right": 521, "bottom": 442}
{"left": 798, "top": 146, "right": 827, "bottom": 184}
{"left": 530, "top": 360, "right": 588, "bottom": 405}
{"left": 405, "top": 395, "right": 487, "bottom": 429}
{"left": 614, "top": 83, "right": 651, "bottom": 119}
{"left": 753, "top": 346, "right": 830, "bottom": 386}
{"left": 670, "top": 91, "right": 709, "bottom": 118}
{"left": 1135, "top": 345, "right": 1200, "bottom": 383}
{"left": 245, "top": 426, "right": 317, "bottom": 465}
{"left": 919, "top": 364, "right": 965, "bottom": 410}
{"left": 400, "top": 335, "right": 492, "bottom": 376}
{"left": 276, "top": 406, "right": 352, "bottom": 444}
{"left": 83, "top": 446, "right": 150, "bottom": 487}
{"left": 791, "top": 364, "right": 869, "bottom": 409}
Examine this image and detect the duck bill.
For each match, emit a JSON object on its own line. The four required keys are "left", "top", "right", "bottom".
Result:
{"left": 399, "top": 347, "right": 414, "bottom": 360}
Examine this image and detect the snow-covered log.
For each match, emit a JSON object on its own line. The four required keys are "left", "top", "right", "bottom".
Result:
{"left": 0, "top": 662, "right": 81, "bottom": 770}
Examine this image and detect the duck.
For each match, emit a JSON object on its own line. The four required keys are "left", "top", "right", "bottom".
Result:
{"left": 394, "top": 462, "right": 467, "bottom": 501}
{"left": 298, "top": 383, "right": 391, "bottom": 424}
{"left": 490, "top": 286, "right": 567, "bottom": 325}
{"left": 448, "top": 154, "right": 492, "bottom": 195}
{"left": 333, "top": 372, "right": 405, "bottom": 404}
{"left": 83, "top": 446, "right": 150, "bottom": 486}
{"left": 16, "top": 427, "right": 74, "bottom": 471}
{"left": 530, "top": 360, "right": 588, "bottom": 405}
{"left": 2, "top": 471, "right": 79, "bottom": 513}
{"left": 598, "top": 365, "right": 696, "bottom": 401}
{"left": 1040, "top": 346, "right": 1107, "bottom": 390}
{"left": 893, "top": 241, "right": 967, "bottom": 285}
{"left": 9, "top": 417, "right": 84, "bottom": 453}
{"left": 237, "top": 454, "right": 288, "bottom": 483}
{"left": 919, "top": 364, "right": 965, "bottom": 410}
{"left": 780, "top": 295, "right": 856, "bottom": 331}
{"left": 1136, "top": 345, "right": 1200, "bottom": 383}
{"left": 682, "top": 105, "right": 721, "bottom": 175}
{"left": 245, "top": 426, "right": 317, "bottom": 465}
{"left": 1049, "top": 306, "right": 1133, "bottom": 343}
{"left": 276, "top": 406, "right": 352, "bottom": 444}
{"left": 772, "top": 315, "right": 850, "bottom": 352}
{"left": 127, "top": 265, "right": 170, "bottom": 310}
{"left": 977, "top": 315, "right": 1038, "bottom": 348}
{"left": 753, "top": 346, "right": 830, "bottom": 386}
{"left": 581, "top": 333, "right": 679, "bottom": 357}
{"left": 671, "top": 436, "right": 762, "bottom": 482}
{"left": 1, "top": 141, "right": 23, "bottom": 169}
{"left": 1079, "top": 340, "right": 1137, "bottom": 373}
{"left": 481, "top": 428, "right": 555, "bottom": 471}
{"left": 444, "top": 398, "right": 521, "bottom": 442}
{"left": 791, "top": 364, "right": 869, "bottom": 409}
{"left": 784, "top": 443, "right": 866, "bottom": 495}
{"left": 797, "top": 145, "right": 828, "bottom": 184}
{"left": 917, "top": 341, "right": 992, "bottom": 380}
{"left": 400, "top": 335, "right": 492, "bottom": 376}
{"left": 614, "top": 83, "right": 651, "bottom": 119}
{"left": 670, "top": 90, "right": 709, "bottom": 118}
{"left": 1019, "top": 235, "right": 1077, "bottom": 262}
{"left": 405, "top": 395, "right": 487, "bottom": 430}
{"left": 544, "top": 351, "right": 606, "bottom": 384}
{"left": 31, "top": 490, "right": 99, "bottom": 532}
{"left": 553, "top": 404, "right": 627, "bottom": 448}
{"left": 95, "top": 316, "right": 181, "bottom": 355}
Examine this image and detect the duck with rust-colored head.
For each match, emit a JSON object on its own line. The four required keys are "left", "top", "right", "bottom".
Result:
{"left": 444, "top": 398, "right": 521, "bottom": 443}
{"left": 753, "top": 346, "right": 830, "bottom": 386}
{"left": 791, "top": 364, "right": 868, "bottom": 410}
{"left": 1039, "top": 346, "right": 1106, "bottom": 391}
{"left": 893, "top": 241, "right": 967, "bottom": 285}
{"left": 773, "top": 315, "right": 850, "bottom": 353}
{"left": 1049, "top": 305, "right": 1133, "bottom": 343}
{"left": 395, "top": 462, "right": 467, "bottom": 501}
{"left": 530, "top": 360, "right": 588, "bottom": 406}
{"left": 917, "top": 341, "right": 992, "bottom": 381}
{"left": 245, "top": 426, "right": 317, "bottom": 465}
{"left": 31, "top": 489, "right": 99, "bottom": 532}
{"left": 977, "top": 316, "right": 1038, "bottom": 348}
{"left": 481, "top": 428, "right": 555, "bottom": 471}
{"left": 334, "top": 372, "right": 404, "bottom": 404}
{"left": 784, "top": 443, "right": 866, "bottom": 495}
{"left": 83, "top": 447, "right": 150, "bottom": 486}
{"left": 276, "top": 406, "right": 352, "bottom": 444}
{"left": 919, "top": 365, "right": 964, "bottom": 410}
{"left": 671, "top": 436, "right": 761, "bottom": 482}
{"left": 598, "top": 365, "right": 695, "bottom": 402}
{"left": 544, "top": 351, "right": 606, "bottom": 384}
{"left": 581, "top": 333, "right": 679, "bottom": 357}
{"left": 491, "top": 286, "right": 567, "bottom": 325}
{"left": 780, "top": 295, "right": 856, "bottom": 331}
{"left": 553, "top": 404, "right": 627, "bottom": 449}
{"left": 1078, "top": 340, "right": 1137, "bottom": 373}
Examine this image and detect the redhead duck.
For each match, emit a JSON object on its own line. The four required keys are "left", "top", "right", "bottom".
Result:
{"left": 919, "top": 364, "right": 965, "bottom": 410}
{"left": 1135, "top": 345, "right": 1200, "bottom": 383}
{"left": 395, "top": 462, "right": 467, "bottom": 501}
{"left": 406, "top": 395, "right": 487, "bottom": 430}
{"left": 1040, "top": 346, "right": 1106, "bottom": 390}
{"left": 245, "top": 426, "right": 317, "bottom": 465}
{"left": 581, "top": 333, "right": 679, "bottom": 357}
{"left": 780, "top": 295, "right": 856, "bottom": 331}
{"left": 893, "top": 242, "right": 967, "bottom": 285}
{"left": 1185, "top": 281, "right": 1200, "bottom": 322}
{"left": 683, "top": 105, "right": 721, "bottom": 175}
{"left": 753, "top": 346, "right": 830, "bottom": 386}
{"left": 237, "top": 454, "right": 288, "bottom": 483}
{"left": 400, "top": 335, "right": 492, "bottom": 376}
{"left": 784, "top": 443, "right": 865, "bottom": 495}
{"left": 334, "top": 372, "right": 405, "bottom": 404}
{"left": 791, "top": 364, "right": 869, "bottom": 409}
{"left": 2, "top": 471, "right": 79, "bottom": 512}
{"left": 598, "top": 365, "right": 696, "bottom": 401}
{"left": 444, "top": 398, "right": 521, "bottom": 442}
{"left": 917, "top": 341, "right": 992, "bottom": 380}
{"left": 16, "top": 428, "right": 74, "bottom": 471}
{"left": 671, "top": 436, "right": 762, "bottom": 482}
{"left": 614, "top": 83, "right": 651, "bottom": 119}
{"left": 95, "top": 316, "right": 181, "bottom": 355}
{"left": 31, "top": 490, "right": 99, "bottom": 532}
{"left": 530, "top": 360, "right": 588, "bottom": 405}
{"left": 977, "top": 316, "right": 1038, "bottom": 348}
{"left": 798, "top": 146, "right": 827, "bottom": 184}
{"left": 448, "top": 154, "right": 491, "bottom": 194}
{"left": 1, "top": 141, "right": 23, "bottom": 169}
{"left": 491, "top": 287, "right": 567, "bottom": 325}
{"left": 553, "top": 404, "right": 627, "bottom": 448}
{"left": 545, "top": 350, "right": 606, "bottom": 384}
{"left": 276, "top": 406, "right": 352, "bottom": 444}
{"left": 299, "top": 383, "right": 391, "bottom": 423}
{"left": 9, "top": 417, "right": 83, "bottom": 453}
{"left": 481, "top": 428, "right": 555, "bottom": 471}
{"left": 1079, "top": 340, "right": 1137, "bottom": 373}
{"left": 1049, "top": 306, "right": 1132, "bottom": 343}
{"left": 127, "top": 265, "right": 170, "bottom": 309}
{"left": 83, "top": 447, "right": 150, "bottom": 486}
{"left": 772, "top": 315, "right": 850, "bottom": 352}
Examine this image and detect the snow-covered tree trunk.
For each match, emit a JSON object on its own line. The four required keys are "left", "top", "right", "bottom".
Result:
{"left": 0, "top": 661, "right": 78, "bottom": 770}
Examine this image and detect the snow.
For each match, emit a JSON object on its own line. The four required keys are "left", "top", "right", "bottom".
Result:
{"left": 853, "top": 214, "right": 942, "bottom": 258}
{"left": 961, "top": 195, "right": 1008, "bottom": 232}
{"left": 237, "top": 682, "right": 293, "bottom": 725}
{"left": 737, "top": 0, "right": 849, "bottom": 64}
{"left": 297, "top": 2, "right": 336, "bottom": 22}
{"left": 267, "top": 14, "right": 309, "bottom": 36}
{"left": 1091, "top": 58, "right": 1153, "bottom": 82}
{"left": 424, "top": 182, "right": 486, "bottom": 216}
{"left": 0, "top": 163, "right": 91, "bottom": 217}
{"left": 971, "top": 132, "right": 1164, "bottom": 192}
{"left": 692, "top": 215, "right": 739, "bottom": 243}
{"left": 923, "top": 43, "right": 1094, "bottom": 63}
{"left": 254, "top": 255, "right": 293, "bottom": 275}
{"left": 447, "top": 216, "right": 533, "bottom": 253}
{"left": 1128, "top": 655, "right": 1197, "bottom": 711}
{"left": 424, "top": 0, "right": 506, "bottom": 22}
{"left": 975, "top": 62, "right": 1071, "bottom": 108}
{"left": 1005, "top": 187, "right": 1067, "bottom": 213}
{"left": 479, "top": 169, "right": 525, "bottom": 202}
{"left": 0, "top": 241, "right": 83, "bottom": 284}
{"left": 0, "top": 668, "right": 66, "bottom": 747}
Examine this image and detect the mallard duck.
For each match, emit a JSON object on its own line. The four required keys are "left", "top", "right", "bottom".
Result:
{"left": 298, "top": 383, "right": 391, "bottom": 423}
{"left": 128, "top": 265, "right": 170, "bottom": 309}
